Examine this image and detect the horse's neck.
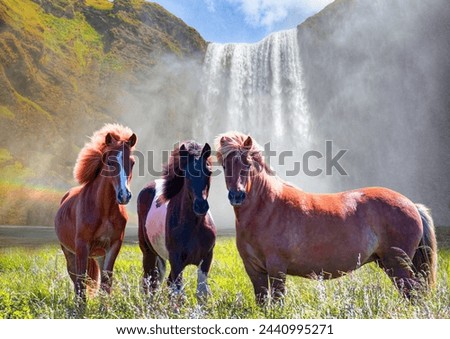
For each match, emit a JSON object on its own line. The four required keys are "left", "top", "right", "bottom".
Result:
{"left": 85, "top": 175, "right": 119, "bottom": 213}
{"left": 235, "top": 169, "right": 283, "bottom": 220}
{"left": 249, "top": 169, "right": 283, "bottom": 200}
{"left": 169, "top": 184, "right": 200, "bottom": 226}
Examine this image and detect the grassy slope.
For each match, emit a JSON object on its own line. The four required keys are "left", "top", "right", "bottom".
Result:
{"left": 0, "top": 0, "right": 206, "bottom": 225}
{"left": 0, "top": 237, "right": 449, "bottom": 319}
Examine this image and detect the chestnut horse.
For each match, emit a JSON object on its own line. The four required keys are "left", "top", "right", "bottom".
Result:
{"left": 137, "top": 141, "right": 216, "bottom": 301}
{"left": 215, "top": 131, "right": 437, "bottom": 304}
{"left": 55, "top": 124, "right": 137, "bottom": 301}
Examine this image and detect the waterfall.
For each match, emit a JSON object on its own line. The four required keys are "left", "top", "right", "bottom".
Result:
{"left": 195, "top": 28, "right": 314, "bottom": 227}
{"left": 200, "top": 28, "right": 310, "bottom": 147}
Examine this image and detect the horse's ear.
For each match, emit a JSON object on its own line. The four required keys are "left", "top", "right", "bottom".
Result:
{"left": 179, "top": 144, "right": 188, "bottom": 157}
{"left": 201, "top": 143, "right": 211, "bottom": 159}
{"left": 128, "top": 133, "right": 137, "bottom": 147}
{"left": 220, "top": 136, "right": 229, "bottom": 146}
{"left": 179, "top": 144, "right": 189, "bottom": 170}
{"left": 105, "top": 133, "right": 117, "bottom": 146}
{"left": 243, "top": 136, "right": 253, "bottom": 150}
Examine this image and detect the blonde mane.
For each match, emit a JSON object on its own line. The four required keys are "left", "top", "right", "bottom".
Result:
{"left": 214, "top": 131, "right": 274, "bottom": 175}
{"left": 73, "top": 123, "right": 135, "bottom": 185}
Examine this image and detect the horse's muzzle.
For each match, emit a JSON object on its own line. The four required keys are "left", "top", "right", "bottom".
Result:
{"left": 193, "top": 198, "right": 209, "bottom": 216}
{"left": 228, "top": 190, "right": 246, "bottom": 206}
{"left": 117, "top": 190, "right": 132, "bottom": 205}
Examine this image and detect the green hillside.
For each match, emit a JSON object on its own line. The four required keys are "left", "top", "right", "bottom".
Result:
{"left": 0, "top": 0, "right": 206, "bottom": 225}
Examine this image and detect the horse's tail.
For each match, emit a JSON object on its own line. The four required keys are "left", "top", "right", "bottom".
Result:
{"left": 413, "top": 203, "right": 438, "bottom": 287}
{"left": 137, "top": 183, "right": 156, "bottom": 251}
{"left": 87, "top": 258, "right": 100, "bottom": 296}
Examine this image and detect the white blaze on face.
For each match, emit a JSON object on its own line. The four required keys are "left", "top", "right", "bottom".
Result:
{"left": 116, "top": 151, "right": 130, "bottom": 194}
{"left": 145, "top": 179, "right": 169, "bottom": 260}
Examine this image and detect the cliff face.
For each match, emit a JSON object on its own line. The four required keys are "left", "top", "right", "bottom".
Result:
{"left": 0, "top": 0, "right": 206, "bottom": 225}
{"left": 297, "top": 0, "right": 450, "bottom": 225}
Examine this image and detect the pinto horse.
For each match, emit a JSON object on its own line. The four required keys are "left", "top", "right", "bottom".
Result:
{"left": 55, "top": 124, "right": 137, "bottom": 301}
{"left": 137, "top": 141, "right": 216, "bottom": 301}
{"left": 215, "top": 131, "right": 437, "bottom": 304}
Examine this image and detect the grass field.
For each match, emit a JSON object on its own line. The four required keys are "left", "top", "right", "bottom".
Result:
{"left": 0, "top": 237, "right": 449, "bottom": 319}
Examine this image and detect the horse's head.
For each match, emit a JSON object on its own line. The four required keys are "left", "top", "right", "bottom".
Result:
{"left": 180, "top": 142, "right": 212, "bottom": 216}
{"left": 220, "top": 135, "right": 255, "bottom": 207}
{"left": 102, "top": 132, "right": 137, "bottom": 205}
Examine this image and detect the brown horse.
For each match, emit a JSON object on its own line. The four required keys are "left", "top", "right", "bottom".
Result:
{"left": 137, "top": 141, "right": 216, "bottom": 302}
{"left": 215, "top": 131, "right": 437, "bottom": 304}
{"left": 55, "top": 123, "right": 137, "bottom": 301}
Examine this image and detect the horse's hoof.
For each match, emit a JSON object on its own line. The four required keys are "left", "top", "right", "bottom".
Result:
{"left": 196, "top": 285, "right": 211, "bottom": 303}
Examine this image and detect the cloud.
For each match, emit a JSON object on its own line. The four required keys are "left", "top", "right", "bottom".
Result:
{"left": 226, "top": 0, "right": 334, "bottom": 28}
{"left": 204, "top": 0, "right": 216, "bottom": 12}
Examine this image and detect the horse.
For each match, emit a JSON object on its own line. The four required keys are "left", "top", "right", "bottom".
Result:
{"left": 55, "top": 123, "right": 137, "bottom": 301}
{"left": 137, "top": 141, "right": 216, "bottom": 302}
{"left": 215, "top": 131, "right": 437, "bottom": 304}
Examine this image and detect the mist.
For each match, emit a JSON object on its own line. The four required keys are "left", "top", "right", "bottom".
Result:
{"left": 298, "top": 0, "right": 450, "bottom": 225}
{"left": 118, "top": 0, "right": 450, "bottom": 228}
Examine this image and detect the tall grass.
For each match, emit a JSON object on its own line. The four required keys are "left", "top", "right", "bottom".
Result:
{"left": 0, "top": 238, "right": 449, "bottom": 319}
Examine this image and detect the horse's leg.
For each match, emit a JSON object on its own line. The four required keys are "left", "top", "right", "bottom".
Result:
{"left": 100, "top": 239, "right": 123, "bottom": 294}
{"left": 168, "top": 269, "right": 184, "bottom": 296}
{"left": 143, "top": 251, "right": 166, "bottom": 293}
{"left": 379, "top": 247, "right": 418, "bottom": 298}
{"left": 154, "top": 256, "right": 166, "bottom": 290}
{"left": 74, "top": 239, "right": 89, "bottom": 301}
{"left": 168, "top": 254, "right": 185, "bottom": 297}
{"left": 243, "top": 260, "right": 269, "bottom": 305}
{"left": 140, "top": 239, "right": 166, "bottom": 293}
{"left": 197, "top": 250, "right": 213, "bottom": 302}
{"left": 87, "top": 257, "right": 100, "bottom": 296}
{"left": 61, "top": 245, "right": 77, "bottom": 287}
{"left": 137, "top": 183, "right": 164, "bottom": 293}
{"left": 267, "top": 262, "right": 287, "bottom": 303}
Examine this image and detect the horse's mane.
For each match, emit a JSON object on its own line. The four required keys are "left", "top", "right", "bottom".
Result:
{"left": 214, "top": 131, "right": 274, "bottom": 175}
{"left": 73, "top": 123, "right": 135, "bottom": 185}
{"left": 161, "top": 140, "right": 211, "bottom": 201}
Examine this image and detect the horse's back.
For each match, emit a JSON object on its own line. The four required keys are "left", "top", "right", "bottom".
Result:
{"left": 288, "top": 186, "right": 420, "bottom": 222}
{"left": 301, "top": 186, "right": 423, "bottom": 246}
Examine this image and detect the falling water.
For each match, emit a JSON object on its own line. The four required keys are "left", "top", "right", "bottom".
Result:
{"left": 123, "top": 0, "right": 449, "bottom": 227}
{"left": 200, "top": 28, "right": 310, "bottom": 147}
{"left": 194, "top": 28, "right": 314, "bottom": 227}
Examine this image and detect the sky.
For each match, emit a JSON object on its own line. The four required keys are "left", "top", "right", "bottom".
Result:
{"left": 151, "top": 0, "right": 334, "bottom": 43}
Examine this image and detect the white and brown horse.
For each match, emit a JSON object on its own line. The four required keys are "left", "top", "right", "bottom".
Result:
{"left": 215, "top": 131, "right": 437, "bottom": 304}
{"left": 137, "top": 141, "right": 216, "bottom": 301}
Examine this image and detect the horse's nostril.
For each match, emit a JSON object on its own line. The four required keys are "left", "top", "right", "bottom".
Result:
{"left": 228, "top": 191, "right": 234, "bottom": 201}
{"left": 117, "top": 190, "right": 131, "bottom": 204}
{"left": 228, "top": 190, "right": 246, "bottom": 202}
{"left": 194, "top": 199, "right": 209, "bottom": 215}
